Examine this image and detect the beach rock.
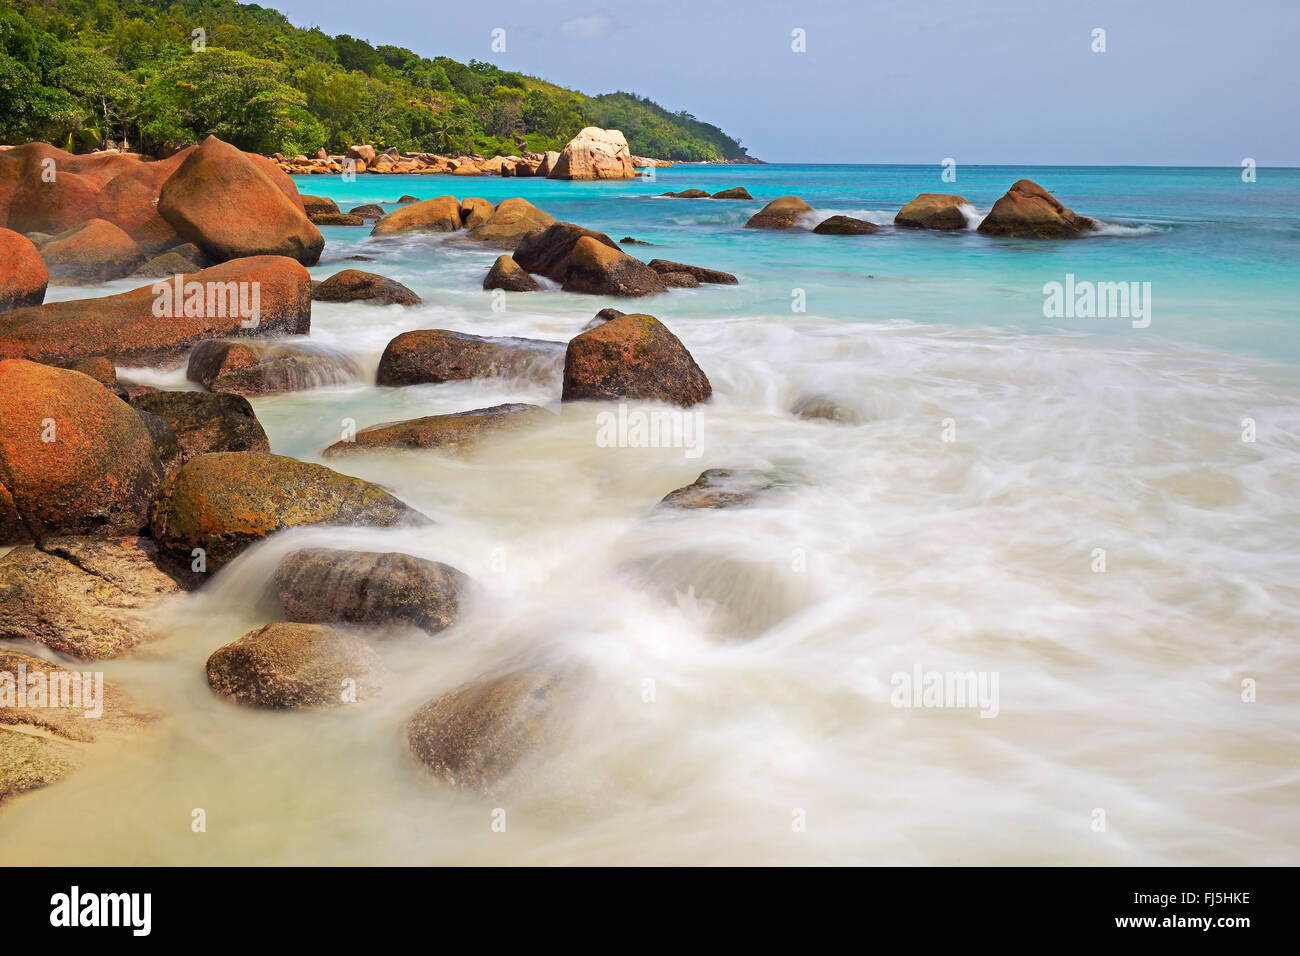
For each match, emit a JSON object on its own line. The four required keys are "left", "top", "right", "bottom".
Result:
{"left": 157, "top": 136, "right": 324, "bottom": 264}
{"left": 662, "top": 189, "right": 709, "bottom": 199}
{"left": 0, "top": 360, "right": 165, "bottom": 544}
{"left": 377, "top": 329, "right": 565, "bottom": 387}
{"left": 745, "top": 195, "right": 813, "bottom": 229}
{"left": 711, "top": 187, "right": 753, "bottom": 200}
{"left": 460, "top": 197, "right": 493, "bottom": 228}
{"left": 977, "top": 179, "right": 1097, "bottom": 239}
{"left": 581, "top": 307, "right": 626, "bottom": 331}
{"left": 895, "top": 193, "right": 970, "bottom": 230}
{"left": 549, "top": 127, "right": 635, "bottom": 180}
{"left": 482, "top": 255, "right": 540, "bottom": 292}
{"left": 619, "top": 236, "right": 652, "bottom": 245}
{"left": 148, "top": 452, "right": 428, "bottom": 570}
{"left": 39, "top": 219, "right": 144, "bottom": 283}
{"left": 370, "top": 195, "right": 462, "bottom": 236}
{"left": 0, "top": 536, "right": 191, "bottom": 659}
{"left": 659, "top": 468, "right": 777, "bottom": 509}
{"left": 512, "top": 222, "right": 619, "bottom": 282}
{"left": 660, "top": 272, "right": 699, "bottom": 288}
{"left": 66, "top": 356, "right": 116, "bottom": 386}
{"left": 0, "top": 648, "right": 150, "bottom": 802}
{"left": 274, "top": 548, "right": 467, "bottom": 633}
{"left": 346, "top": 145, "right": 377, "bottom": 165}
{"left": 206, "top": 622, "right": 385, "bottom": 709}
{"left": 93, "top": 152, "right": 190, "bottom": 253}
{"left": 132, "top": 408, "right": 183, "bottom": 478}
{"left": 128, "top": 243, "right": 210, "bottom": 279}
{"left": 561, "top": 237, "right": 668, "bottom": 297}
{"left": 185, "top": 340, "right": 361, "bottom": 396}
{"left": 312, "top": 269, "right": 422, "bottom": 306}
{"left": 396, "top": 195, "right": 418, "bottom": 203}
{"left": 646, "top": 259, "right": 739, "bottom": 284}
{"left": 0, "top": 229, "right": 48, "bottom": 312}
{"left": 451, "top": 160, "right": 483, "bottom": 177}
{"left": 348, "top": 203, "right": 386, "bottom": 219}
{"left": 535, "top": 151, "right": 561, "bottom": 177}
{"left": 464, "top": 198, "right": 557, "bottom": 248}
{"left": 407, "top": 670, "right": 558, "bottom": 790}
{"left": 813, "top": 215, "right": 879, "bottom": 235}
{"left": 5, "top": 152, "right": 100, "bottom": 235}
{"left": 0, "top": 256, "right": 312, "bottom": 366}
{"left": 324, "top": 403, "right": 547, "bottom": 457}
{"left": 791, "top": 394, "right": 860, "bottom": 423}
{"left": 129, "top": 391, "right": 269, "bottom": 462}
{"left": 300, "top": 194, "right": 339, "bottom": 218}
{"left": 310, "top": 212, "right": 365, "bottom": 226}
{"left": 562, "top": 314, "right": 711, "bottom": 407}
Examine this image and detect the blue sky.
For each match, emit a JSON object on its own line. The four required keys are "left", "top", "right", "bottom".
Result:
{"left": 271, "top": 0, "right": 1298, "bottom": 165}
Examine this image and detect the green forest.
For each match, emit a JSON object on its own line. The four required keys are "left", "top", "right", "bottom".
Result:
{"left": 0, "top": 0, "right": 750, "bottom": 161}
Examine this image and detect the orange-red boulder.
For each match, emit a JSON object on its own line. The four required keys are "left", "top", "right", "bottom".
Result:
{"left": 977, "top": 180, "right": 1097, "bottom": 239}
{"left": 157, "top": 136, "right": 323, "bottom": 264}
{"left": 0, "top": 360, "right": 165, "bottom": 544}
{"left": 0, "top": 229, "right": 48, "bottom": 312}
{"left": 561, "top": 313, "right": 711, "bottom": 407}
{"left": 370, "top": 195, "right": 462, "bottom": 236}
{"left": 3, "top": 143, "right": 102, "bottom": 235}
{"left": 39, "top": 218, "right": 144, "bottom": 283}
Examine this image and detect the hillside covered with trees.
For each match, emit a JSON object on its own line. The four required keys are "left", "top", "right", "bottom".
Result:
{"left": 0, "top": 0, "right": 751, "bottom": 161}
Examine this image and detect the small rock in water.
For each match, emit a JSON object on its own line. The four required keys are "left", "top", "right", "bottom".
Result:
{"left": 646, "top": 259, "right": 739, "bottom": 285}
{"left": 562, "top": 313, "right": 711, "bottom": 407}
{"left": 513, "top": 222, "right": 619, "bottom": 281}
{"left": 977, "top": 179, "right": 1097, "bottom": 239}
{"left": 619, "top": 236, "right": 653, "bottom": 245}
{"left": 560, "top": 236, "right": 668, "bottom": 297}
{"left": 464, "top": 198, "right": 556, "bottom": 248}
{"left": 895, "top": 193, "right": 970, "bottom": 231}
{"left": 711, "top": 187, "right": 754, "bottom": 200}
{"left": 813, "top": 215, "right": 878, "bottom": 235}
{"left": 344, "top": 254, "right": 376, "bottom": 261}
{"left": 205, "top": 622, "right": 386, "bottom": 709}
{"left": 186, "top": 339, "right": 362, "bottom": 396}
{"left": 791, "top": 394, "right": 861, "bottom": 423}
{"left": 323, "top": 403, "right": 548, "bottom": 457}
{"left": 309, "top": 213, "right": 365, "bottom": 226}
{"left": 396, "top": 195, "right": 418, "bottom": 203}
{"left": 377, "top": 329, "right": 565, "bottom": 387}
{"left": 274, "top": 548, "right": 468, "bottom": 633}
{"left": 581, "top": 307, "right": 626, "bottom": 331}
{"left": 312, "top": 269, "right": 422, "bottom": 306}
{"left": 348, "top": 204, "right": 386, "bottom": 219}
{"left": 661, "top": 189, "right": 709, "bottom": 199}
{"left": 407, "top": 670, "right": 558, "bottom": 791}
{"left": 659, "top": 468, "right": 779, "bottom": 509}
{"left": 745, "top": 195, "right": 813, "bottom": 229}
{"left": 482, "top": 255, "right": 540, "bottom": 292}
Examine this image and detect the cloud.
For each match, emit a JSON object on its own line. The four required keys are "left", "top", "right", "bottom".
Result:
{"left": 560, "top": 15, "right": 614, "bottom": 40}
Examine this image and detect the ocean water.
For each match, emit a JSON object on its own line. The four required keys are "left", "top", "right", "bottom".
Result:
{"left": 4, "top": 165, "right": 1298, "bottom": 865}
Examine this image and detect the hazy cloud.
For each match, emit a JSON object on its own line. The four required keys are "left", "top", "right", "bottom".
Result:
{"left": 560, "top": 15, "right": 613, "bottom": 39}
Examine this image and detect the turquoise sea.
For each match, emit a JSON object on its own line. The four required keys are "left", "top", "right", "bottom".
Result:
{"left": 13, "top": 163, "right": 1298, "bottom": 865}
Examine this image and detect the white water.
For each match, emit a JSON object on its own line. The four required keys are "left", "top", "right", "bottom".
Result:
{"left": 4, "top": 297, "right": 1300, "bottom": 865}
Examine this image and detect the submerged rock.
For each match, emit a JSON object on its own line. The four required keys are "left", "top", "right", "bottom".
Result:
{"left": 619, "top": 236, "right": 652, "bottom": 245}
{"left": 0, "top": 360, "right": 164, "bottom": 544}
{"left": 895, "top": 193, "right": 970, "bottom": 230}
{"left": 977, "top": 179, "right": 1097, "bottom": 238}
{"left": 0, "top": 536, "right": 191, "bottom": 659}
{"left": 561, "top": 236, "right": 668, "bottom": 297}
{"left": 662, "top": 189, "right": 710, "bottom": 198}
{"left": 348, "top": 203, "right": 386, "bottom": 219}
{"left": 562, "top": 313, "right": 711, "bottom": 407}
{"left": 376, "top": 329, "right": 565, "bottom": 387}
{"left": 745, "top": 195, "right": 813, "bottom": 229}
{"left": 206, "top": 622, "right": 386, "bottom": 709}
{"left": 813, "top": 215, "right": 878, "bottom": 235}
{"left": 129, "top": 391, "right": 270, "bottom": 462}
{"left": 312, "top": 269, "right": 422, "bottom": 306}
{"left": 148, "top": 451, "right": 429, "bottom": 570}
{"left": 407, "top": 670, "right": 558, "bottom": 790}
{"left": 646, "top": 259, "right": 739, "bottom": 284}
{"left": 324, "top": 403, "right": 548, "bottom": 456}
{"left": 274, "top": 548, "right": 467, "bottom": 633}
{"left": 791, "top": 394, "right": 860, "bottom": 423}
{"left": 0, "top": 228, "right": 48, "bottom": 312}
{"left": 482, "top": 255, "right": 540, "bottom": 292}
{"left": 186, "top": 339, "right": 362, "bottom": 396}
{"left": 659, "top": 468, "right": 779, "bottom": 509}
{"left": 711, "top": 187, "right": 754, "bottom": 200}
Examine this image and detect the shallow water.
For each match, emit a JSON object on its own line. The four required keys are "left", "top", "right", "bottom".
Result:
{"left": 5, "top": 165, "right": 1299, "bottom": 865}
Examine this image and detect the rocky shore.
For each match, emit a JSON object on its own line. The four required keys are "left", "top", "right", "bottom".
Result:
{"left": 0, "top": 125, "right": 1106, "bottom": 803}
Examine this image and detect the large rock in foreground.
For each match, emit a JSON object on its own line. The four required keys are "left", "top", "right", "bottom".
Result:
{"left": 745, "top": 195, "right": 813, "bottom": 229}
{"left": 561, "top": 237, "right": 668, "bottom": 297}
{"left": 0, "top": 229, "right": 48, "bottom": 312}
{"left": 324, "top": 403, "right": 547, "bottom": 456}
{"left": 0, "top": 536, "right": 191, "bottom": 659}
{"left": 562, "top": 314, "right": 711, "bottom": 407}
{"left": 274, "top": 548, "right": 467, "bottom": 633}
{"left": 0, "top": 256, "right": 312, "bottom": 367}
{"left": 407, "top": 671, "right": 558, "bottom": 791}
{"left": 370, "top": 195, "right": 462, "bottom": 236}
{"left": 206, "top": 622, "right": 386, "bottom": 709}
{"left": 129, "top": 391, "right": 270, "bottom": 462}
{"left": 977, "top": 179, "right": 1097, "bottom": 238}
{"left": 548, "top": 127, "right": 634, "bottom": 181}
{"left": 377, "top": 329, "right": 565, "bottom": 387}
{"left": 895, "top": 193, "right": 970, "bottom": 230}
{"left": 0, "top": 360, "right": 164, "bottom": 544}
{"left": 158, "top": 136, "right": 324, "bottom": 264}
{"left": 148, "top": 452, "right": 429, "bottom": 570}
